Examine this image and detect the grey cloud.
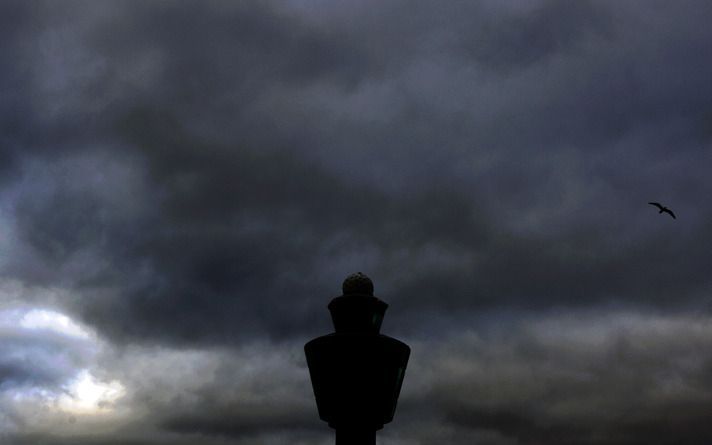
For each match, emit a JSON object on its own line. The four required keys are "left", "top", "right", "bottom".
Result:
{"left": 0, "top": 335, "right": 84, "bottom": 389}
{"left": 0, "top": 307, "right": 101, "bottom": 438}
{"left": 460, "top": 0, "right": 613, "bottom": 72}
{"left": 393, "top": 311, "right": 712, "bottom": 444}
{"left": 90, "top": 342, "right": 324, "bottom": 443}
{"left": 12, "top": 310, "right": 710, "bottom": 445}
{"left": 0, "top": 319, "right": 95, "bottom": 390}
{"left": 2, "top": 1, "right": 712, "bottom": 442}
{"left": 4, "top": 0, "right": 712, "bottom": 348}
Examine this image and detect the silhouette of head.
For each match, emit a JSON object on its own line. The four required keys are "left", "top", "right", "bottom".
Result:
{"left": 342, "top": 272, "right": 374, "bottom": 296}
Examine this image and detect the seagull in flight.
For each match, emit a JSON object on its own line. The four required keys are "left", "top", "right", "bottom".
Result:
{"left": 648, "top": 202, "right": 676, "bottom": 219}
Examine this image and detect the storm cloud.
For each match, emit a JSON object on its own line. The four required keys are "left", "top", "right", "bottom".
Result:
{"left": 1, "top": 0, "right": 712, "bottom": 443}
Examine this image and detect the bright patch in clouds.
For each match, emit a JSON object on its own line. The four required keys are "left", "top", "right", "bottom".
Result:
{"left": 0, "top": 306, "right": 125, "bottom": 419}
{"left": 19, "top": 308, "right": 92, "bottom": 339}
{"left": 57, "top": 370, "right": 125, "bottom": 415}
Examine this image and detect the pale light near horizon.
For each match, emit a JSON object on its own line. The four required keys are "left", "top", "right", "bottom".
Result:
{"left": 2, "top": 307, "right": 126, "bottom": 417}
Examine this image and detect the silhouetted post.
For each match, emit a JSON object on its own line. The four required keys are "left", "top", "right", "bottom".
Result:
{"left": 305, "top": 273, "right": 410, "bottom": 445}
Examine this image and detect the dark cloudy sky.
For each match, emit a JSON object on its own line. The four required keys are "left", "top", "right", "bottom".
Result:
{"left": 2, "top": 0, "right": 712, "bottom": 443}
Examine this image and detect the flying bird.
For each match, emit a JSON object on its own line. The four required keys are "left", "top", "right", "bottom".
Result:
{"left": 648, "top": 202, "right": 676, "bottom": 219}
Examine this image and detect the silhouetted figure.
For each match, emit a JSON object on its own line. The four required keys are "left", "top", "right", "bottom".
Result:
{"left": 305, "top": 272, "right": 410, "bottom": 445}
{"left": 648, "top": 202, "right": 676, "bottom": 219}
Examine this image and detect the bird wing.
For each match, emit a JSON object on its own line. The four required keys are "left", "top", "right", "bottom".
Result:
{"left": 663, "top": 208, "right": 676, "bottom": 219}
{"left": 648, "top": 202, "right": 663, "bottom": 210}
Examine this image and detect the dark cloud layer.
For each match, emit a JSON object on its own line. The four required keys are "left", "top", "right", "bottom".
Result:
{"left": 2, "top": 0, "right": 712, "bottom": 443}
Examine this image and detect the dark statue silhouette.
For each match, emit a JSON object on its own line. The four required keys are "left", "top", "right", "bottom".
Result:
{"left": 305, "top": 272, "right": 410, "bottom": 445}
{"left": 648, "top": 202, "right": 676, "bottom": 219}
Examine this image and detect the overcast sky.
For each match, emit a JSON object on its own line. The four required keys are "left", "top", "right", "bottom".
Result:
{"left": 2, "top": 1, "right": 712, "bottom": 444}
